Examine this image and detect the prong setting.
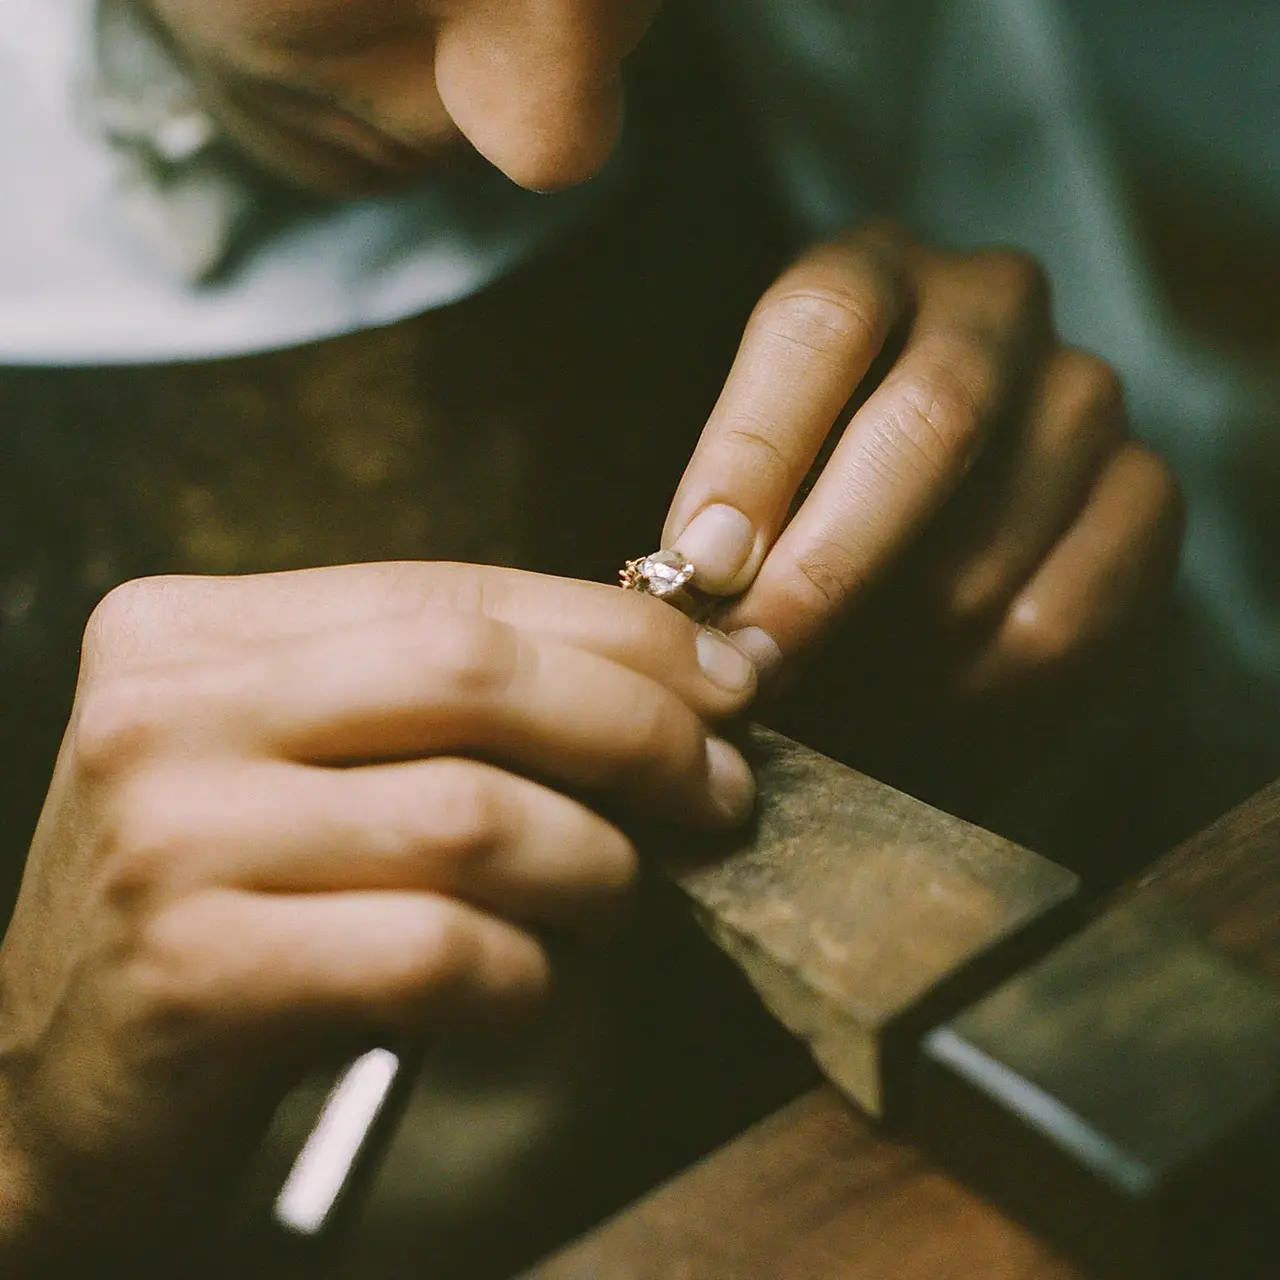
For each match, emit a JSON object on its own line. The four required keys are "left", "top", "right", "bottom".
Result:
{"left": 618, "top": 549, "right": 697, "bottom": 599}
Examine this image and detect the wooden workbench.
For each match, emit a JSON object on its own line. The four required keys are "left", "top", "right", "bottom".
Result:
{"left": 525, "top": 777, "right": 1280, "bottom": 1279}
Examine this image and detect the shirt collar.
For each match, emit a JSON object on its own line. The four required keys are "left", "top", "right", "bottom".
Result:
{"left": 80, "top": 0, "right": 260, "bottom": 281}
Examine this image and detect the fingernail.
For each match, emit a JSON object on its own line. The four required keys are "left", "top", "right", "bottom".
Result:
{"left": 695, "top": 628, "right": 756, "bottom": 693}
{"left": 673, "top": 505, "right": 756, "bottom": 593}
{"left": 705, "top": 736, "right": 756, "bottom": 824}
{"left": 727, "top": 627, "right": 784, "bottom": 680}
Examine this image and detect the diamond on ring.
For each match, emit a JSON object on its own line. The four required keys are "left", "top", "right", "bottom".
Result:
{"left": 619, "top": 549, "right": 697, "bottom": 599}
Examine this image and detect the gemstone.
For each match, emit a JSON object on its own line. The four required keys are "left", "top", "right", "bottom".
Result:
{"left": 621, "top": 549, "right": 696, "bottom": 598}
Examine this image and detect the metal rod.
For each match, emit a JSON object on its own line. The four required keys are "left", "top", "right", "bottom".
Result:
{"left": 226, "top": 1042, "right": 424, "bottom": 1278}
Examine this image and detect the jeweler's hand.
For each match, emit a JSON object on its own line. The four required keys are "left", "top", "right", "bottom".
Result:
{"left": 662, "top": 223, "right": 1184, "bottom": 696}
{"left": 0, "top": 563, "right": 755, "bottom": 1273}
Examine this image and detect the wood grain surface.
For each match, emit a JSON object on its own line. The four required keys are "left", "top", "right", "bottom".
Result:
{"left": 1137, "top": 777, "right": 1280, "bottom": 986}
{"left": 523, "top": 1085, "right": 1082, "bottom": 1280}
{"left": 661, "top": 726, "right": 1078, "bottom": 1117}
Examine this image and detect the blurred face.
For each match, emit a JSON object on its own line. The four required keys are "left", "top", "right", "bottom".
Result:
{"left": 146, "top": 0, "right": 662, "bottom": 195}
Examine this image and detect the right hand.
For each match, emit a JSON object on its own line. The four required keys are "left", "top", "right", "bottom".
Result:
{"left": 0, "top": 562, "right": 757, "bottom": 1271}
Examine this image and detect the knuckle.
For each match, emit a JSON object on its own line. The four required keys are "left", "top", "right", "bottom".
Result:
{"left": 612, "top": 686, "right": 700, "bottom": 782}
{"left": 889, "top": 355, "right": 988, "bottom": 477}
{"left": 82, "top": 576, "right": 181, "bottom": 668}
{"left": 718, "top": 409, "right": 797, "bottom": 488}
{"left": 421, "top": 764, "right": 508, "bottom": 873}
{"left": 753, "top": 284, "right": 884, "bottom": 360}
{"left": 84, "top": 578, "right": 152, "bottom": 648}
{"left": 946, "top": 559, "right": 1010, "bottom": 628}
{"left": 788, "top": 546, "right": 860, "bottom": 617}
{"left": 393, "top": 910, "right": 548, "bottom": 1021}
{"left": 974, "top": 247, "right": 1052, "bottom": 320}
{"left": 96, "top": 776, "right": 192, "bottom": 910}
{"left": 596, "top": 831, "right": 640, "bottom": 897}
{"left": 619, "top": 688, "right": 685, "bottom": 762}
{"left": 850, "top": 219, "right": 914, "bottom": 273}
{"left": 1003, "top": 599, "right": 1083, "bottom": 670}
{"left": 381, "top": 903, "right": 549, "bottom": 1026}
{"left": 1125, "top": 443, "right": 1187, "bottom": 539}
{"left": 128, "top": 909, "right": 214, "bottom": 1040}
{"left": 411, "top": 562, "right": 487, "bottom": 616}
{"left": 427, "top": 614, "right": 521, "bottom": 702}
{"left": 1128, "top": 441, "right": 1180, "bottom": 499}
{"left": 400, "top": 905, "right": 474, "bottom": 998}
{"left": 1055, "top": 349, "right": 1126, "bottom": 429}
{"left": 73, "top": 674, "right": 173, "bottom": 778}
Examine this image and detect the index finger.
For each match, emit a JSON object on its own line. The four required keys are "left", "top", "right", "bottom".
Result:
{"left": 720, "top": 250, "right": 1049, "bottom": 655}
{"left": 660, "top": 225, "right": 911, "bottom": 595}
{"left": 84, "top": 563, "right": 755, "bottom": 719}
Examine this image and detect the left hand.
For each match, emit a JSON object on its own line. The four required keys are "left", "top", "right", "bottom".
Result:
{"left": 662, "top": 222, "right": 1183, "bottom": 697}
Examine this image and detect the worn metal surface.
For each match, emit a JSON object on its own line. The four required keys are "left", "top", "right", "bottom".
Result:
{"left": 918, "top": 779, "right": 1280, "bottom": 1279}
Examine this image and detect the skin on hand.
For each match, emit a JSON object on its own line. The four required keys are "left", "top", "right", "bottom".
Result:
{"left": 145, "top": 0, "right": 662, "bottom": 194}
{"left": 0, "top": 562, "right": 755, "bottom": 1267}
{"left": 662, "top": 222, "right": 1185, "bottom": 695}
{"left": 136, "top": 1, "right": 1182, "bottom": 691}
{"left": 134, "top": 0, "right": 1183, "bottom": 693}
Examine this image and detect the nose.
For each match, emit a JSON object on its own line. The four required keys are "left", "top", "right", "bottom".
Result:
{"left": 433, "top": 3, "right": 637, "bottom": 191}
